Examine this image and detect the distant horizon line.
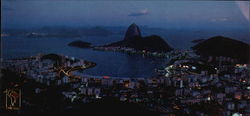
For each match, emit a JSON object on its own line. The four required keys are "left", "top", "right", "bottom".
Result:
{"left": 2, "top": 24, "right": 249, "bottom": 30}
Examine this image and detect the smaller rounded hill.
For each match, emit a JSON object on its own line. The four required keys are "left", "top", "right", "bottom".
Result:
{"left": 192, "top": 36, "right": 250, "bottom": 63}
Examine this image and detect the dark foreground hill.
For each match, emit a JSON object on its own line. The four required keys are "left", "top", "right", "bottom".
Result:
{"left": 0, "top": 69, "right": 160, "bottom": 116}
{"left": 192, "top": 36, "right": 250, "bottom": 63}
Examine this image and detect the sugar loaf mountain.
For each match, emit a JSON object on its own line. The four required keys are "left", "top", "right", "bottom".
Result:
{"left": 103, "top": 23, "right": 173, "bottom": 52}
{"left": 192, "top": 36, "right": 250, "bottom": 63}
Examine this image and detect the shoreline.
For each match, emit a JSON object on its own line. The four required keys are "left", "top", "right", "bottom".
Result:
{"left": 2, "top": 50, "right": 192, "bottom": 79}
{"left": 93, "top": 46, "right": 172, "bottom": 58}
{"left": 2, "top": 54, "right": 159, "bottom": 80}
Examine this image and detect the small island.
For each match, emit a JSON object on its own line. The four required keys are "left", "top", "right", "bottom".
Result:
{"left": 68, "top": 40, "right": 92, "bottom": 48}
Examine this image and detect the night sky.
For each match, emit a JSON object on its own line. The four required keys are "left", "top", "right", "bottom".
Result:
{"left": 2, "top": 0, "right": 250, "bottom": 29}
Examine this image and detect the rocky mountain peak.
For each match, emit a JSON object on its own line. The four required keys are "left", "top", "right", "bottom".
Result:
{"left": 124, "top": 23, "right": 141, "bottom": 40}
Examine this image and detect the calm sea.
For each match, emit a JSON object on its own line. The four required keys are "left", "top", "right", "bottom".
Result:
{"left": 2, "top": 35, "right": 169, "bottom": 78}
{"left": 3, "top": 29, "right": 248, "bottom": 77}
